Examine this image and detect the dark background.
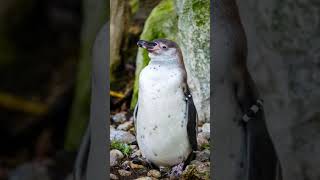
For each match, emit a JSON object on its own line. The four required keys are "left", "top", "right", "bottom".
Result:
{"left": 0, "top": 0, "right": 84, "bottom": 179}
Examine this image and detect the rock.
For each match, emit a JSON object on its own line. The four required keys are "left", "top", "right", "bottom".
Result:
{"left": 198, "top": 132, "right": 210, "bottom": 141}
{"left": 111, "top": 112, "right": 127, "bottom": 123}
{"left": 118, "top": 169, "right": 132, "bottom": 177}
{"left": 135, "top": 177, "right": 154, "bottom": 180}
{"left": 110, "top": 173, "right": 119, "bottom": 180}
{"left": 130, "top": 161, "right": 145, "bottom": 169}
{"left": 196, "top": 149, "right": 210, "bottom": 162}
{"left": 202, "top": 123, "right": 210, "bottom": 134}
{"left": 110, "top": 149, "right": 124, "bottom": 166}
{"left": 117, "top": 120, "right": 133, "bottom": 131}
{"left": 130, "top": 149, "right": 142, "bottom": 158}
{"left": 182, "top": 161, "right": 210, "bottom": 180}
{"left": 131, "top": 0, "right": 178, "bottom": 109}
{"left": 147, "top": 169, "right": 161, "bottom": 178}
{"left": 121, "top": 160, "right": 131, "bottom": 170}
{"left": 110, "top": 130, "right": 136, "bottom": 144}
{"left": 197, "top": 133, "right": 209, "bottom": 149}
{"left": 175, "top": 0, "right": 210, "bottom": 123}
{"left": 130, "top": 145, "right": 138, "bottom": 150}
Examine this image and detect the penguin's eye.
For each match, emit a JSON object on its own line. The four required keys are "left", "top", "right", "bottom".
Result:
{"left": 162, "top": 46, "right": 167, "bottom": 49}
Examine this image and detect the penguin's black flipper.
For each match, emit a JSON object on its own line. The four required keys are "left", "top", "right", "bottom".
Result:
{"left": 133, "top": 101, "right": 139, "bottom": 132}
{"left": 185, "top": 87, "right": 198, "bottom": 151}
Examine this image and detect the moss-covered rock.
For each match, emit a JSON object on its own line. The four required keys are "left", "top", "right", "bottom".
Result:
{"left": 130, "top": 0, "right": 178, "bottom": 109}
{"left": 176, "top": 0, "right": 210, "bottom": 123}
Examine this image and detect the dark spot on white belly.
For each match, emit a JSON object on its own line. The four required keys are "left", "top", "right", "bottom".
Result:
{"left": 153, "top": 125, "right": 158, "bottom": 130}
{"left": 168, "top": 114, "right": 171, "bottom": 118}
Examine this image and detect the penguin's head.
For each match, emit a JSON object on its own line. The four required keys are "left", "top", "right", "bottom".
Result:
{"left": 137, "top": 39, "right": 181, "bottom": 60}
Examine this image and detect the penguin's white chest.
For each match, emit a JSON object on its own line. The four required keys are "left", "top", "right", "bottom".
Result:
{"left": 136, "top": 62, "right": 191, "bottom": 167}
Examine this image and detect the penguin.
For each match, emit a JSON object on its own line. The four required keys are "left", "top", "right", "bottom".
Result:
{"left": 134, "top": 39, "right": 198, "bottom": 173}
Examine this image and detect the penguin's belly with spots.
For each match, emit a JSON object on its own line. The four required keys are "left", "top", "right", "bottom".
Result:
{"left": 137, "top": 63, "right": 191, "bottom": 167}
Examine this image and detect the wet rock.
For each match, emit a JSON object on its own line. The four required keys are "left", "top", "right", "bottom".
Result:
{"left": 147, "top": 169, "right": 161, "bottom": 178}
{"left": 118, "top": 169, "right": 132, "bottom": 176}
{"left": 110, "top": 173, "right": 119, "bottom": 180}
{"left": 117, "top": 120, "right": 133, "bottom": 131}
{"left": 110, "top": 130, "right": 136, "bottom": 144}
{"left": 110, "top": 149, "right": 124, "bottom": 167}
{"left": 196, "top": 149, "right": 210, "bottom": 162}
{"left": 111, "top": 112, "right": 127, "bottom": 123}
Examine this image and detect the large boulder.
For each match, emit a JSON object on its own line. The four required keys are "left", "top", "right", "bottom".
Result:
{"left": 130, "top": 0, "right": 178, "bottom": 109}
{"left": 237, "top": 0, "right": 320, "bottom": 179}
{"left": 131, "top": 0, "right": 210, "bottom": 124}
{"left": 175, "top": 0, "right": 210, "bottom": 123}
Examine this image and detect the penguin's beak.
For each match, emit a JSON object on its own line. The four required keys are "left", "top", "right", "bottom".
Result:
{"left": 137, "top": 40, "right": 159, "bottom": 52}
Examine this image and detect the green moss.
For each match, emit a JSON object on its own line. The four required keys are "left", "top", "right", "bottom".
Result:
{"left": 130, "top": 0, "right": 139, "bottom": 15}
{"left": 130, "top": 0, "right": 178, "bottom": 109}
{"left": 111, "top": 140, "right": 133, "bottom": 157}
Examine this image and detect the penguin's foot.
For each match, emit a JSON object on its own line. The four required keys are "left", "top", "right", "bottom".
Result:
{"left": 169, "top": 163, "right": 184, "bottom": 178}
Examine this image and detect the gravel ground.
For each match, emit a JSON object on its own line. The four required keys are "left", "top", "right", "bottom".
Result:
{"left": 110, "top": 112, "right": 210, "bottom": 180}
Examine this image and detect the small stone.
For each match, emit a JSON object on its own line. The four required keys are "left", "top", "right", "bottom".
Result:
{"left": 130, "top": 161, "right": 145, "bottom": 169}
{"left": 196, "top": 149, "right": 210, "bottom": 162}
{"left": 147, "top": 169, "right": 161, "bottom": 178}
{"left": 197, "top": 135, "right": 209, "bottom": 150}
{"left": 117, "top": 120, "right": 133, "bottom": 131}
{"left": 110, "top": 173, "right": 119, "bottom": 180}
{"left": 130, "top": 145, "right": 137, "bottom": 150}
{"left": 202, "top": 123, "right": 210, "bottom": 134}
{"left": 111, "top": 112, "right": 127, "bottom": 123}
{"left": 110, "top": 130, "right": 136, "bottom": 144}
{"left": 118, "top": 169, "right": 132, "bottom": 176}
{"left": 134, "top": 177, "right": 154, "bottom": 180}
{"left": 130, "top": 149, "right": 142, "bottom": 158}
{"left": 198, "top": 132, "right": 210, "bottom": 140}
{"left": 121, "top": 161, "right": 131, "bottom": 170}
{"left": 110, "top": 149, "right": 124, "bottom": 166}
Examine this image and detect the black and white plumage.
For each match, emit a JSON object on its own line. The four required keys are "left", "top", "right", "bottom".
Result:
{"left": 133, "top": 39, "right": 198, "bottom": 168}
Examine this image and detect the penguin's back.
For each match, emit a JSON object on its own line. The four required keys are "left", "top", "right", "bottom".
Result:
{"left": 136, "top": 62, "right": 191, "bottom": 167}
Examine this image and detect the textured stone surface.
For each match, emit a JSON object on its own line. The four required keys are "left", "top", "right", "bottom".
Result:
{"left": 175, "top": 0, "right": 210, "bottom": 123}
{"left": 236, "top": 0, "right": 320, "bottom": 179}
{"left": 131, "top": 0, "right": 210, "bottom": 123}
{"left": 131, "top": 0, "right": 178, "bottom": 109}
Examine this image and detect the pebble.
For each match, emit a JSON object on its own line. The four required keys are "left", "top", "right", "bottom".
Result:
{"left": 147, "top": 169, "right": 161, "bottom": 178}
{"left": 110, "top": 149, "right": 124, "bottom": 166}
{"left": 118, "top": 169, "right": 132, "bottom": 176}
{"left": 110, "top": 173, "right": 119, "bottom": 180}
{"left": 197, "top": 133, "right": 209, "bottom": 149}
{"left": 111, "top": 112, "right": 127, "bottom": 123}
{"left": 110, "top": 130, "right": 136, "bottom": 144}
{"left": 198, "top": 132, "right": 210, "bottom": 140}
{"left": 130, "top": 149, "right": 142, "bottom": 158}
{"left": 135, "top": 177, "right": 154, "bottom": 180}
{"left": 202, "top": 123, "right": 210, "bottom": 134}
{"left": 196, "top": 149, "right": 210, "bottom": 162}
{"left": 117, "top": 120, "right": 133, "bottom": 131}
{"left": 130, "top": 161, "right": 145, "bottom": 169}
